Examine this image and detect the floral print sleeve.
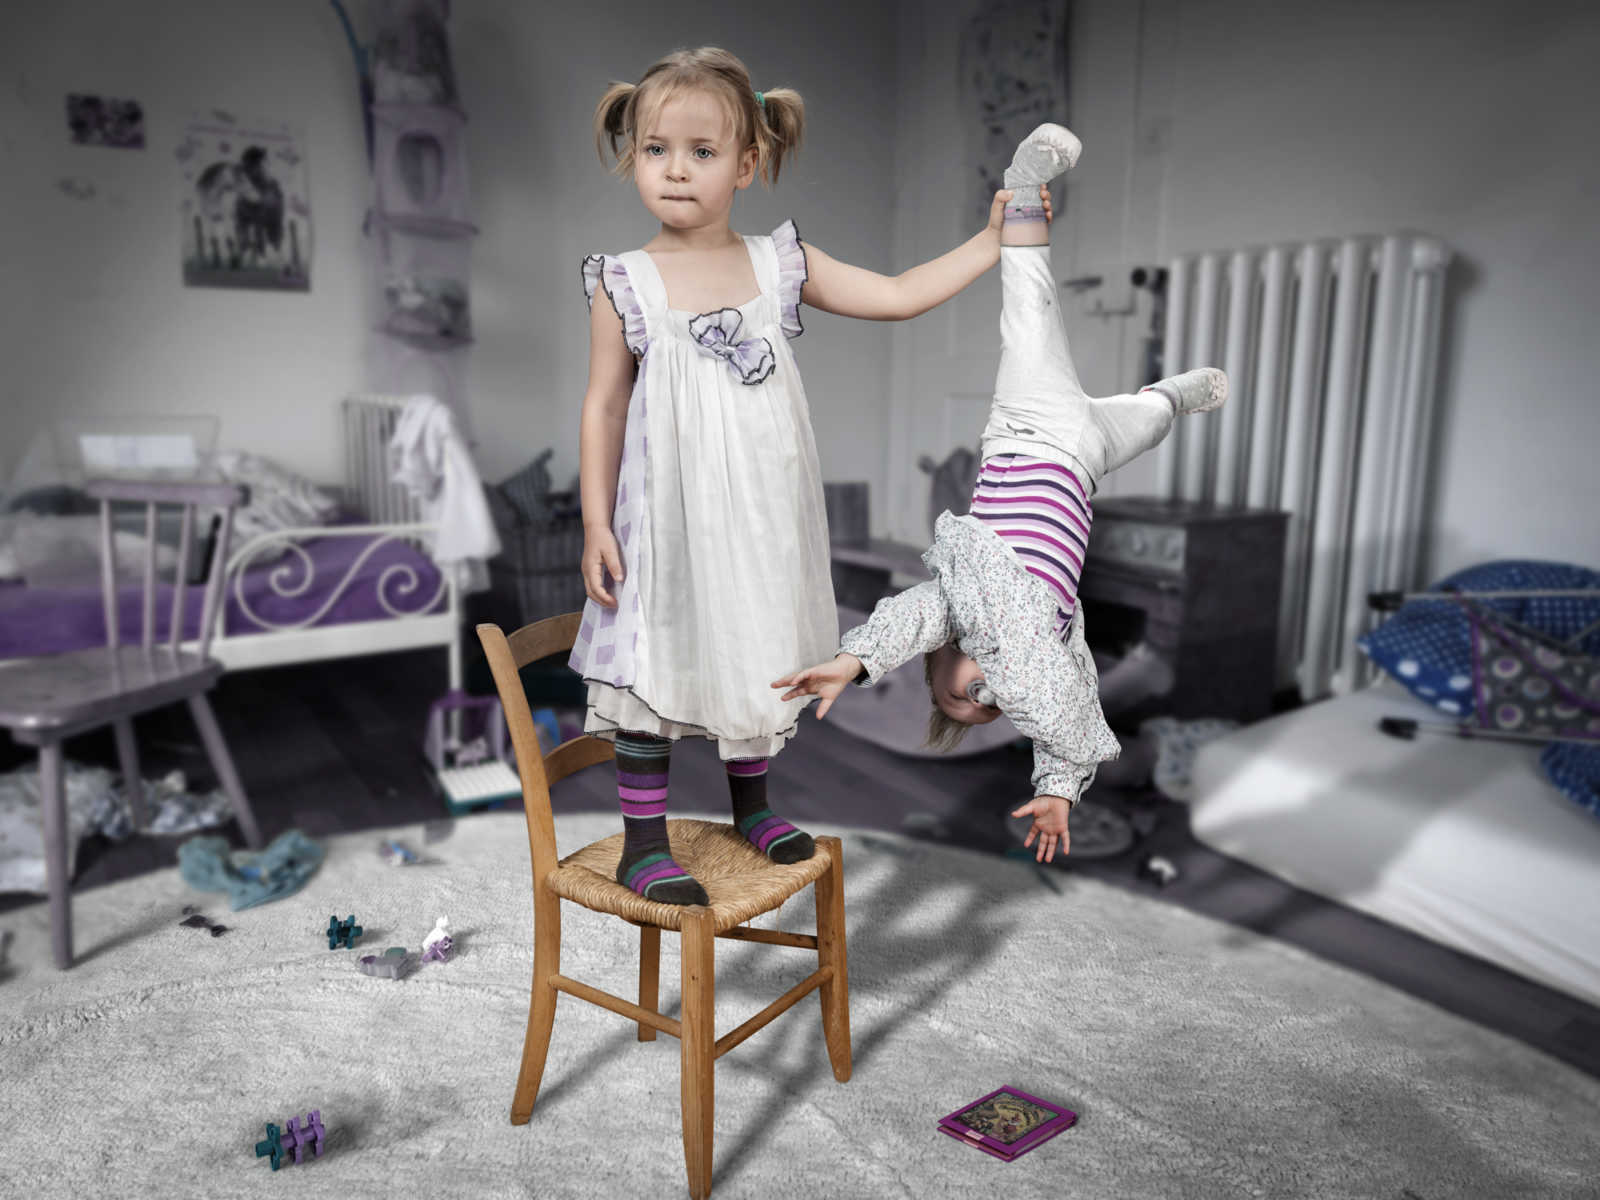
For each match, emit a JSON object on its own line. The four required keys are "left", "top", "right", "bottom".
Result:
{"left": 838, "top": 581, "right": 953, "bottom": 685}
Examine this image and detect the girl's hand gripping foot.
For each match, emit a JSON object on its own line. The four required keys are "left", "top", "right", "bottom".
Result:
{"left": 989, "top": 185, "right": 1053, "bottom": 236}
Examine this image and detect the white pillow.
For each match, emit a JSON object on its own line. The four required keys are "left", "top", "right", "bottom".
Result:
{"left": 214, "top": 451, "right": 341, "bottom": 546}
{"left": 0, "top": 513, "right": 179, "bottom": 587}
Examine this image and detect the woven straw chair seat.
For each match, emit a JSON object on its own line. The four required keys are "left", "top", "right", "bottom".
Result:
{"left": 547, "top": 818, "right": 832, "bottom": 933}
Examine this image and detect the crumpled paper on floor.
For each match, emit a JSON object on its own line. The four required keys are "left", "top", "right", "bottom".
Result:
{"left": 0, "top": 760, "right": 234, "bottom": 894}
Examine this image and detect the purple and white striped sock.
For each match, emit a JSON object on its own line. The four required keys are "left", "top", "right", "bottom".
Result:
{"left": 727, "top": 757, "right": 814, "bottom": 865}
{"left": 614, "top": 732, "right": 707, "bottom": 906}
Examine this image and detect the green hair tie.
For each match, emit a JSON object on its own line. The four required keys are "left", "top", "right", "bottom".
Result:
{"left": 755, "top": 90, "right": 765, "bottom": 109}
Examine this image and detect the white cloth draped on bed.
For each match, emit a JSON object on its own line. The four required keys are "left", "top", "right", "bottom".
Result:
{"left": 1188, "top": 678, "right": 1600, "bottom": 1008}
{"left": 388, "top": 394, "right": 499, "bottom": 594}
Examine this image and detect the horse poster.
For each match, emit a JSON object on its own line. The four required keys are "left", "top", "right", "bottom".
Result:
{"left": 177, "top": 112, "right": 312, "bottom": 291}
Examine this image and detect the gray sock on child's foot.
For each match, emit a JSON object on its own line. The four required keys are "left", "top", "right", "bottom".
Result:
{"left": 1003, "top": 122, "right": 1083, "bottom": 191}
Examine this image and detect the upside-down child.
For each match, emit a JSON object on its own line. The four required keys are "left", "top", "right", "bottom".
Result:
{"left": 570, "top": 46, "right": 1056, "bottom": 906}
{"left": 774, "top": 123, "right": 1227, "bottom": 863}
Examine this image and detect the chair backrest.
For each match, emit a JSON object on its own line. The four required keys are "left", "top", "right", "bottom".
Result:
{"left": 476, "top": 614, "right": 616, "bottom": 890}
{"left": 85, "top": 477, "right": 247, "bottom": 660}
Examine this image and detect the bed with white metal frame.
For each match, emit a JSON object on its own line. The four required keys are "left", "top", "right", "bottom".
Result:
{"left": 203, "top": 394, "right": 464, "bottom": 692}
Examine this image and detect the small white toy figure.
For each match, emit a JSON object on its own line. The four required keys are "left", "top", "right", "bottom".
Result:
{"left": 570, "top": 45, "right": 1053, "bottom": 906}
{"left": 420, "top": 916, "right": 453, "bottom": 964}
{"left": 775, "top": 124, "right": 1227, "bottom": 865}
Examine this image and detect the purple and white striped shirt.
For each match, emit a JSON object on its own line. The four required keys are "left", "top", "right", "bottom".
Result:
{"left": 968, "top": 454, "right": 1092, "bottom": 639}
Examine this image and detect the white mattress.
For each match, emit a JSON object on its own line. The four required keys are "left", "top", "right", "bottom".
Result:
{"left": 1189, "top": 677, "right": 1600, "bottom": 1009}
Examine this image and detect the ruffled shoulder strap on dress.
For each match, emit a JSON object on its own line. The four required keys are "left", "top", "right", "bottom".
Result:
{"left": 581, "top": 253, "right": 649, "bottom": 356}
{"left": 769, "top": 219, "right": 808, "bottom": 339}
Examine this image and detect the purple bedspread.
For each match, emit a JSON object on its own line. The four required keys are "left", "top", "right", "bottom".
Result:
{"left": 0, "top": 533, "right": 446, "bottom": 659}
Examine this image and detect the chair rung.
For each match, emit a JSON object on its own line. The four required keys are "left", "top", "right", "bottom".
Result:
{"left": 550, "top": 973, "right": 682, "bottom": 1040}
{"left": 714, "top": 965, "right": 834, "bottom": 1060}
{"left": 716, "top": 925, "right": 818, "bottom": 950}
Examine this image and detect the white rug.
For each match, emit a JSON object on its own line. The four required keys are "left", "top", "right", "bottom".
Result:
{"left": 2, "top": 812, "right": 1597, "bottom": 1200}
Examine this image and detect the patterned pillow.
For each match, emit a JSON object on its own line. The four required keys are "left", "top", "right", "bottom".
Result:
{"left": 1542, "top": 742, "right": 1600, "bottom": 818}
{"left": 1358, "top": 560, "right": 1600, "bottom": 719}
{"left": 214, "top": 451, "right": 341, "bottom": 545}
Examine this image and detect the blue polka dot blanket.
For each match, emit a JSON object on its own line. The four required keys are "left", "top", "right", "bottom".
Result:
{"left": 1358, "top": 560, "right": 1600, "bottom": 819}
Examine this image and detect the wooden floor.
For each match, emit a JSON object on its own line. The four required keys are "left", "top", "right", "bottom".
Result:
{"left": 2, "top": 646, "right": 1596, "bottom": 1080}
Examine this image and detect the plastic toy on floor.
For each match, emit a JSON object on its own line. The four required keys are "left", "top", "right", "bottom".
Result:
{"left": 377, "top": 838, "right": 421, "bottom": 866}
{"left": 420, "top": 915, "right": 454, "bottom": 963}
{"left": 254, "top": 1110, "right": 325, "bottom": 1170}
{"left": 326, "top": 914, "right": 363, "bottom": 950}
{"left": 1138, "top": 854, "right": 1179, "bottom": 887}
{"left": 358, "top": 947, "right": 412, "bottom": 979}
{"left": 178, "top": 905, "right": 228, "bottom": 937}
{"left": 423, "top": 689, "right": 527, "bottom": 814}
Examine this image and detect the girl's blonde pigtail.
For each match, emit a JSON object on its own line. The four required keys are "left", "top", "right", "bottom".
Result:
{"left": 755, "top": 87, "right": 805, "bottom": 185}
{"left": 592, "top": 81, "right": 636, "bottom": 174}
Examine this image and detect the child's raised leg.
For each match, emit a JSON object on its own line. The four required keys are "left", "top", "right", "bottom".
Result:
{"left": 726, "top": 757, "right": 815, "bottom": 864}
{"left": 986, "top": 122, "right": 1227, "bottom": 488}
{"left": 614, "top": 732, "right": 709, "bottom": 906}
{"left": 1085, "top": 368, "right": 1229, "bottom": 480}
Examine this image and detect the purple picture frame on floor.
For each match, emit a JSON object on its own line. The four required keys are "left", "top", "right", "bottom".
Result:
{"left": 937, "top": 1085, "right": 1078, "bottom": 1161}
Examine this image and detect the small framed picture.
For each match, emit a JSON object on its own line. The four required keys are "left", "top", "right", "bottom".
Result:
{"left": 937, "top": 1085, "right": 1077, "bottom": 1162}
{"left": 66, "top": 94, "right": 145, "bottom": 149}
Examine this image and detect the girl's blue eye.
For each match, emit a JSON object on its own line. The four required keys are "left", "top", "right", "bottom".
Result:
{"left": 644, "top": 145, "right": 664, "bottom": 156}
{"left": 694, "top": 147, "right": 713, "bottom": 159}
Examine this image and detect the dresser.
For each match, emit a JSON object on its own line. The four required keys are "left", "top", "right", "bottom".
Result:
{"left": 1078, "top": 498, "right": 1288, "bottom": 725}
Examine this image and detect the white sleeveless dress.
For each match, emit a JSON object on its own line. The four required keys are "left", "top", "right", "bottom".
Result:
{"left": 568, "top": 221, "right": 837, "bottom": 760}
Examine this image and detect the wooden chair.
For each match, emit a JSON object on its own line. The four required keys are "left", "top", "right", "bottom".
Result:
{"left": 477, "top": 614, "right": 852, "bottom": 1200}
{"left": 0, "top": 478, "right": 264, "bottom": 968}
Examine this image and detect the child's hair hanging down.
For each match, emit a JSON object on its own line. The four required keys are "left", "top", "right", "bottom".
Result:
{"left": 591, "top": 47, "right": 805, "bottom": 185}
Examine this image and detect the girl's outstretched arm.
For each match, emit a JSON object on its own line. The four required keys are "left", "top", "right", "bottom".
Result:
{"left": 801, "top": 186, "right": 1049, "bottom": 322}
{"left": 578, "top": 294, "right": 636, "bottom": 607}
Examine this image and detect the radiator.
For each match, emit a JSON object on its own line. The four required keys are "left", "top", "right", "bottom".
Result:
{"left": 341, "top": 393, "right": 423, "bottom": 524}
{"left": 1152, "top": 234, "right": 1452, "bottom": 700}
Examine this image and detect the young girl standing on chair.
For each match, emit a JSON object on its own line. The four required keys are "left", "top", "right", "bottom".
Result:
{"left": 775, "top": 123, "right": 1228, "bottom": 864}
{"left": 570, "top": 46, "right": 1050, "bottom": 906}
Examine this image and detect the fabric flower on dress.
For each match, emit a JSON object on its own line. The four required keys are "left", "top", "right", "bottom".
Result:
{"left": 688, "top": 308, "right": 775, "bottom": 385}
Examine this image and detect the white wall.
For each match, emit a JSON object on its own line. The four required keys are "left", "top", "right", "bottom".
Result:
{"left": 1, "top": 1, "right": 370, "bottom": 488}
{"left": 456, "top": 0, "right": 896, "bottom": 497}
{"left": 8, "top": 1, "right": 1595, "bottom": 580}
{"left": 0, "top": 1, "right": 896, "bottom": 521}
{"left": 1060, "top": 0, "right": 1600, "bottom": 578}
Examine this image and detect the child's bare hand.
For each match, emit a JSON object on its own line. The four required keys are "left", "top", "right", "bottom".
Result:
{"left": 1011, "top": 795, "right": 1072, "bottom": 862}
{"left": 581, "top": 528, "right": 624, "bottom": 608}
{"left": 771, "top": 653, "right": 861, "bottom": 719}
{"left": 987, "top": 184, "right": 1053, "bottom": 233}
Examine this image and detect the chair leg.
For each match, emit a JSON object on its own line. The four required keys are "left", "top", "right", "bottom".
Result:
{"left": 638, "top": 924, "right": 661, "bottom": 1041}
{"left": 511, "top": 891, "right": 561, "bottom": 1125}
{"left": 186, "top": 693, "right": 263, "bottom": 849}
{"left": 680, "top": 907, "right": 716, "bottom": 1200}
{"left": 814, "top": 836, "right": 852, "bottom": 1083}
{"left": 111, "top": 717, "right": 147, "bottom": 831}
{"left": 39, "top": 740, "right": 72, "bottom": 969}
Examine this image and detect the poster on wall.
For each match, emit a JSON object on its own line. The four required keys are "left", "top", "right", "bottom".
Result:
{"left": 65, "top": 94, "right": 145, "bottom": 148}
{"left": 961, "top": 0, "right": 1071, "bottom": 226}
{"left": 176, "top": 111, "right": 312, "bottom": 291}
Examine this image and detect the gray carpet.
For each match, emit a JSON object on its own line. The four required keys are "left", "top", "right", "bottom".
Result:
{"left": 2, "top": 811, "right": 1597, "bottom": 1200}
